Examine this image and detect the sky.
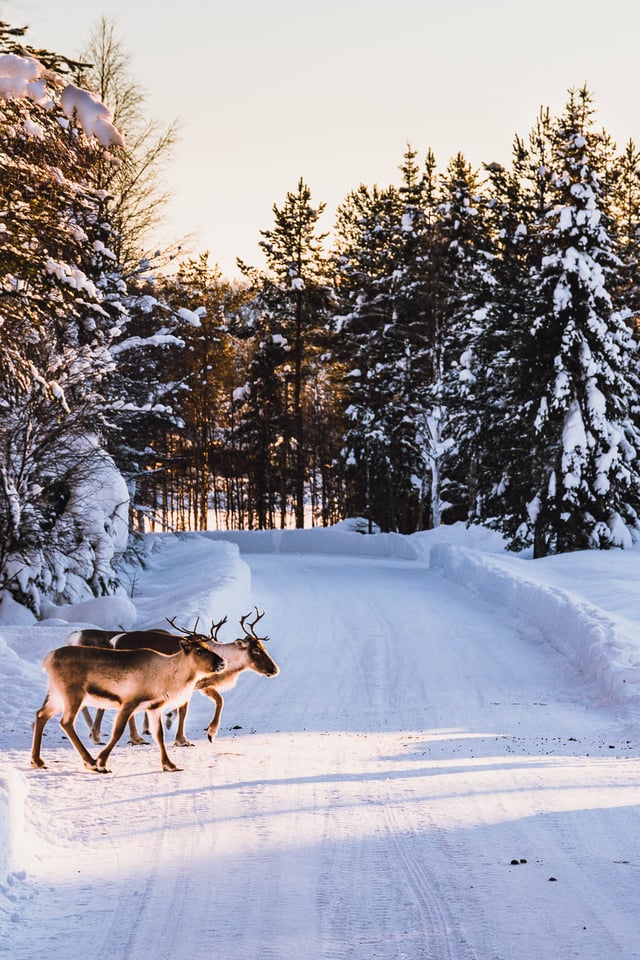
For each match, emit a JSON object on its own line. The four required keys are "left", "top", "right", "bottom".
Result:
{"left": 3, "top": 0, "right": 640, "bottom": 278}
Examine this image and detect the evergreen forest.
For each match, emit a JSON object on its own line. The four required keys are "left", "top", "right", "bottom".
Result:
{"left": 2, "top": 20, "right": 640, "bottom": 612}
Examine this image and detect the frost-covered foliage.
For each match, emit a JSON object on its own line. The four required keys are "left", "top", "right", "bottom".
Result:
{"left": 0, "top": 25, "right": 133, "bottom": 612}
{"left": 329, "top": 89, "right": 640, "bottom": 551}
{"left": 333, "top": 180, "right": 411, "bottom": 530}
{"left": 469, "top": 88, "right": 640, "bottom": 556}
{"left": 0, "top": 24, "right": 201, "bottom": 610}
{"left": 333, "top": 148, "right": 494, "bottom": 533}
{"left": 235, "top": 179, "right": 337, "bottom": 530}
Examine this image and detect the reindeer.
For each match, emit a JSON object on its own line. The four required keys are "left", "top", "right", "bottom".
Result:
{"left": 72, "top": 609, "right": 279, "bottom": 747}
{"left": 31, "top": 636, "right": 226, "bottom": 773}
{"left": 172, "top": 608, "right": 279, "bottom": 746}
{"left": 69, "top": 626, "right": 187, "bottom": 743}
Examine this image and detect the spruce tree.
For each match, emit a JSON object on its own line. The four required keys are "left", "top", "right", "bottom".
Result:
{"left": 611, "top": 139, "right": 640, "bottom": 320}
{"left": 475, "top": 88, "right": 640, "bottom": 555}
{"left": 332, "top": 181, "right": 405, "bottom": 530}
{"left": 238, "top": 179, "right": 332, "bottom": 527}
{"left": 433, "top": 152, "right": 494, "bottom": 523}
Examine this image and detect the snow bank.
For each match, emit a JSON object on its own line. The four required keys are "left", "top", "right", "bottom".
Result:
{"left": 410, "top": 520, "right": 511, "bottom": 560}
{"left": 128, "top": 533, "right": 252, "bottom": 639}
{"left": 0, "top": 534, "right": 251, "bottom": 878}
{"left": 0, "top": 767, "right": 26, "bottom": 881}
{"left": 0, "top": 594, "right": 36, "bottom": 627}
{"left": 0, "top": 634, "right": 43, "bottom": 880}
{"left": 204, "top": 527, "right": 418, "bottom": 560}
{"left": 40, "top": 594, "right": 137, "bottom": 630}
{"left": 430, "top": 542, "right": 640, "bottom": 711}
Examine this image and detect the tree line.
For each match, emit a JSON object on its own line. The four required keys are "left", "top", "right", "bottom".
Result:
{"left": 2, "top": 19, "right": 640, "bottom": 613}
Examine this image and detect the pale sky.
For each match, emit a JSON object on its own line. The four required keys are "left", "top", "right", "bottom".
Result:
{"left": 3, "top": 0, "right": 640, "bottom": 278}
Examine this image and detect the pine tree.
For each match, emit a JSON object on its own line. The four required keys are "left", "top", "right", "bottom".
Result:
{"left": 433, "top": 152, "right": 494, "bottom": 523}
{"left": 238, "top": 178, "right": 332, "bottom": 527}
{"left": 611, "top": 139, "right": 640, "bottom": 321}
{"left": 392, "top": 146, "right": 447, "bottom": 530}
{"left": 0, "top": 25, "right": 130, "bottom": 610}
{"left": 475, "top": 87, "right": 640, "bottom": 556}
{"left": 333, "top": 181, "right": 405, "bottom": 530}
{"left": 161, "top": 253, "right": 247, "bottom": 529}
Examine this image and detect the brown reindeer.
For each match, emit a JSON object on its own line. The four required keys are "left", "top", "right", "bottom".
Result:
{"left": 31, "top": 637, "right": 226, "bottom": 773}
{"left": 72, "top": 609, "right": 279, "bottom": 747}
{"left": 172, "top": 608, "right": 279, "bottom": 745}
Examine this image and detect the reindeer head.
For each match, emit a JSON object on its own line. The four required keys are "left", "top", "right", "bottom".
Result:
{"left": 237, "top": 607, "right": 279, "bottom": 677}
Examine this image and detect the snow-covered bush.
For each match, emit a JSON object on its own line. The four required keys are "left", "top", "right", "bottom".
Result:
{"left": 0, "top": 26, "right": 131, "bottom": 614}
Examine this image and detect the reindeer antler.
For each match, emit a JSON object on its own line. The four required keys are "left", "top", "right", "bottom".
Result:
{"left": 209, "top": 615, "right": 228, "bottom": 642}
{"left": 239, "top": 607, "right": 269, "bottom": 641}
{"left": 166, "top": 615, "right": 201, "bottom": 636}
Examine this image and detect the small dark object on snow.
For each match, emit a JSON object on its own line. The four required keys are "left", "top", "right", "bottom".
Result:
{"left": 548, "top": 877, "right": 557, "bottom": 882}
{"left": 230, "top": 724, "right": 242, "bottom": 730}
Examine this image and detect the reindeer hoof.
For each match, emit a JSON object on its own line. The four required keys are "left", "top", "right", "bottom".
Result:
{"left": 175, "top": 739, "right": 194, "bottom": 748}
{"left": 31, "top": 758, "right": 46, "bottom": 769}
{"left": 162, "top": 763, "right": 181, "bottom": 772}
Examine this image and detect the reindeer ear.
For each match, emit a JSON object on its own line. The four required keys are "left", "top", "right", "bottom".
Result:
{"left": 179, "top": 637, "right": 193, "bottom": 653}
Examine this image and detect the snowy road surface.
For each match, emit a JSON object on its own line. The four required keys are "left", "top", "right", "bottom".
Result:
{"left": 4, "top": 547, "right": 640, "bottom": 960}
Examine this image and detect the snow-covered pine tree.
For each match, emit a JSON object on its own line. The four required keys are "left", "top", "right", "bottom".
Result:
{"left": 0, "top": 25, "right": 130, "bottom": 612}
{"left": 487, "top": 87, "right": 640, "bottom": 556}
{"left": 432, "top": 152, "right": 494, "bottom": 524}
{"left": 102, "top": 265, "right": 205, "bottom": 534}
{"left": 332, "top": 180, "right": 408, "bottom": 530}
{"left": 237, "top": 179, "right": 332, "bottom": 528}
{"left": 391, "top": 146, "right": 448, "bottom": 530}
{"left": 611, "top": 138, "right": 640, "bottom": 322}
{"left": 465, "top": 140, "right": 542, "bottom": 532}
{"left": 157, "top": 253, "right": 246, "bottom": 530}
{"left": 231, "top": 304, "right": 290, "bottom": 529}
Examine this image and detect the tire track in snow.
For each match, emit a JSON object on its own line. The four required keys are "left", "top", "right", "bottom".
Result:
{"left": 381, "top": 797, "right": 477, "bottom": 960}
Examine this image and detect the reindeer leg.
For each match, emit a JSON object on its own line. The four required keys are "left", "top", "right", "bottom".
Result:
{"left": 173, "top": 702, "right": 194, "bottom": 747}
{"left": 147, "top": 708, "right": 181, "bottom": 771}
{"left": 200, "top": 687, "right": 224, "bottom": 743}
{"left": 31, "top": 694, "right": 57, "bottom": 769}
{"left": 81, "top": 705, "right": 94, "bottom": 732}
{"left": 89, "top": 708, "right": 106, "bottom": 745}
{"left": 95, "top": 702, "right": 139, "bottom": 772}
{"left": 128, "top": 713, "right": 148, "bottom": 745}
{"left": 58, "top": 694, "right": 100, "bottom": 772}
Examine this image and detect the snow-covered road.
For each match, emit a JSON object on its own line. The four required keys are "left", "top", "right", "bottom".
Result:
{"left": 4, "top": 546, "right": 640, "bottom": 960}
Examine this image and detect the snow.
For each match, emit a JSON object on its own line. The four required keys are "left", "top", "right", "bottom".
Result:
{"left": 177, "top": 306, "right": 203, "bottom": 327}
{"left": 2, "top": 523, "right": 640, "bottom": 958}
{"left": 60, "top": 85, "right": 125, "bottom": 148}
{"left": 39, "top": 595, "right": 136, "bottom": 631}
{"left": 0, "top": 53, "right": 51, "bottom": 105}
{"left": 0, "top": 54, "right": 125, "bottom": 147}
